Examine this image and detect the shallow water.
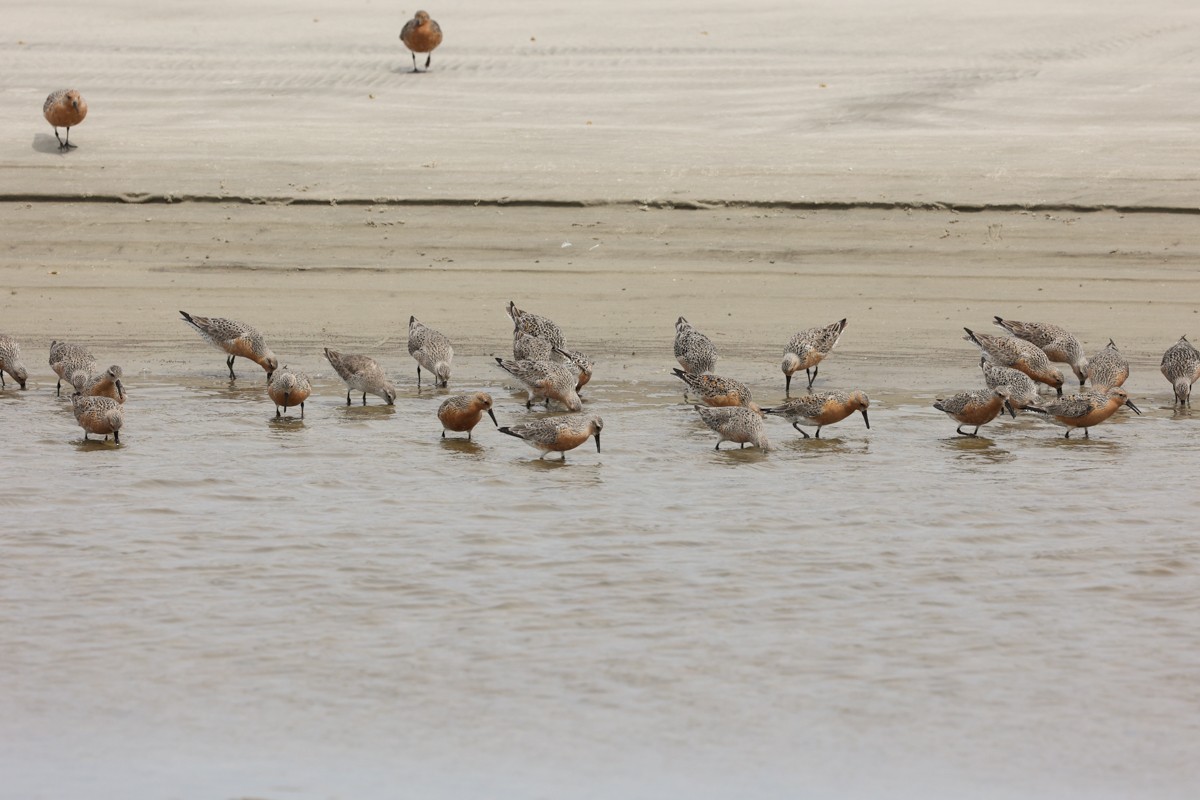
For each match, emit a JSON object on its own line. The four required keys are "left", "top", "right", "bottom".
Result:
{"left": 3, "top": 361, "right": 1199, "bottom": 799}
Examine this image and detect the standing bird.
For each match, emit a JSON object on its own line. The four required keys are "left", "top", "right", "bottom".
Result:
{"left": 993, "top": 316, "right": 1089, "bottom": 388}
{"left": 979, "top": 358, "right": 1042, "bottom": 410}
{"left": 693, "top": 404, "right": 769, "bottom": 451}
{"left": 71, "top": 364, "right": 126, "bottom": 403}
{"left": 1038, "top": 388, "right": 1141, "bottom": 439}
{"left": 49, "top": 340, "right": 98, "bottom": 397}
{"left": 674, "top": 316, "right": 718, "bottom": 375}
{"left": 43, "top": 89, "right": 87, "bottom": 151}
{"left": 1161, "top": 335, "right": 1200, "bottom": 407}
{"left": 781, "top": 318, "right": 846, "bottom": 394}
{"left": 932, "top": 387, "right": 1016, "bottom": 437}
{"left": 672, "top": 369, "right": 752, "bottom": 407}
{"left": 964, "top": 328, "right": 1064, "bottom": 395}
{"left": 179, "top": 311, "right": 278, "bottom": 381}
{"left": 498, "top": 414, "right": 603, "bottom": 461}
{"left": 268, "top": 367, "right": 312, "bottom": 418}
{"left": 400, "top": 10, "right": 443, "bottom": 73}
{"left": 507, "top": 301, "right": 566, "bottom": 352}
{"left": 438, "top": 392, "right": 498, "bottom": 439}
{"left": 71, "top": 393, "right": 123, "bottom": 443}
{"left": 323, "top": 348, "right": 397, "bottom": 405}
{"left": 494, "top": 358, "right": 582, "bottom": 411}
{"left": 1087, "top": 339, "right": 1129, "bottom": 392}
{"left": 408, "top": 316, "right": 453, "bottom": 388}
{"left": 0, "top": 334, "right": 29, "bottom": 389}
{"left": 762, "top": 390, "right": 870, "bottom": 439}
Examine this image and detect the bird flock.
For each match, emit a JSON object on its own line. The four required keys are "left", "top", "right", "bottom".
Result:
{"left": 4, "top": 306, "right": 1197, "bottom": 457}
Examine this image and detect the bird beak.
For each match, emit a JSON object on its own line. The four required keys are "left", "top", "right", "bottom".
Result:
{"left": 115, "top": 379, "right": 124, "bottom": 397}
{"left": 1055, "top": 386, "right": 1063, "bottom": 396}
{"left": 1005, "top": 400, "right": 1016, "bottom": 418}
{"left": 487, "top": 409, "right": 498, "bottom": 427}
{"left": 595, "top": 432, "right": 601, "bottom": 452}
{"left": 1125, "top": 399, "right": 1142, "bottom": 416}
{"left": 861, "top": 409, "right": 870, "bottom": 429}
{"left": 784, "top": 373, "right": 792, "bottom": 395}
{"left": 266, "top": 371, "right": 274, "bottom": 382}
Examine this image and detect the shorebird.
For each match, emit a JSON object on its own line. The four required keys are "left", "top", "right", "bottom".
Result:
{"left": 323, "top": 348, "right": 397, "bottom": 405}
{"left": 49, "top": 340, "right": 98, "bottom": 397}
{"left": 781, "top": 318, "right": 846, "bottom": 394}
{"left": 179, "top": 311, "right": 278, "bottom": 381}
{"left": 672, "top": 369, "right": 752, "bottom": 407}
{"left": 979, "top": 358, "right": 1042, "bottom": 410}
{"left": 71, "top": 392, "right": 123, "bottom": 443}
{"left": 494, "top": 358, "right": 582, "bottom": 411}
{"left": 507, "top": 301, "right": 566, "bottom": 352}
{"left": 993, "top": 316, "right": 1088, "bottom": 388}
{"left": 1087, "top": 339, "right": 1129, "bottom": 392}
{"left": 268, "top": 367, "right": 311, "bottom": 418}
{"left": 70, "top": 364, "right": 126, "bottom": 404}
{"left": 933, "top": 387, "right": 1016, "bottom": 437}
{"left": 438, "top": 392, "right": 498, "bottom": 439}
{"left": 408, "top": 316, "right": 453, "bottom": 388}
{"left": 762, "top": 390, "right": 869, "bottom": 439}
{"left": 693, "top": 404, "right": 769, "bottom": 451}
{"left": 498, "top": 414, "right": 603, "bottom": 461}
{"left": 674, "top": 316, "right": 718, "bottom": 375}
{"left": 400, "top": 10, "right": 443, "bottom": 73}
{"left": 0, "top": 334, "right": 28, "bottom": 389}
{"left": 43, "top": 89, "right": 87, "bottom": 151}
{"left": 514, "top": 332, "right": 554, "bottom": 362}
{"left": 1038, "top": 388, "right": 1140, "bottom": 438}
{"left": 1161, "top": 335, "right": 1200, "bottom": 407}
{"left": 553, "top": 346, "right": 594, "bottom": 392}
{"left": 964, "top": 327, "right": 1064, "bottom": 395}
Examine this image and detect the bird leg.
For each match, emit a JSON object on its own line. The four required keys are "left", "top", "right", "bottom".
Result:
{"left": 792, "top": 423, "right": 810, "bottom": 439}
{"left": 226, "top": 355, "right": 236, "bottom": 379}
{"left": 346, "top": 390, "right": 351, "bottom": 406}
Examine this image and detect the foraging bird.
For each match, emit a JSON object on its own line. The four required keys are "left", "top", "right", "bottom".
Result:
{"left": 993, "top": 316, "right": 1088, "bottom": 388}
{"left": 498, "top": 414, "right": 603, "bottom": 461}
{"left": 49, "top": 340, "right": 98, "bottom": 397}
{"left": 438, "top": 392, "right": 498, "bottom": 439}
{"left": 1086, "top": 339, "right": 1129, "bottom": 392}
{"left": 1038, "top": 388, "right": 1140, "bottom": 438}
{"left": 323, "top": 348, "right": 397, "bottom": 405}
{"left": 674, "top": 316, "right": 718, "bottom": 375}
{"left": 179, "top": 311, "right": 278, "bottom": 381}
{"left": 71, "top": 392, "right": 123, "bottom": 443}
{"left": 762, "top": 390, "right": 870, "bottom": 439}
{"left": 43, "top": 89, "right": 87, "bottom": 151}
{"left": 672, "top": 369, "right": 752, "bottom": 407}
{"left": 408, "top": 316, "right": 453, "bottom": 388}
{"left": 0, "top": 334, "right": 29, "bottom": 389}
{"left": 933, "top": 387, "right": 1016, "bottom": 437}
{"left": 268, "top": 368, "right": 312, "bottom": 418}
{"left": 507, "top": 301, "right": 566, "bottom": 352}
{"left": 1160, "top": 335, "right": 1200, "bottom": 407}
{"left": 494, "top": 357, "right": 582, "bottom": 411}
{"left": 554, "top": 346, "right": 594, "bottom": 392}
{"left": 400, "top": 10, "right": 443, "bottom": 73}
{"left": 692, "top": 404, "right": 769, "bottom": 451}
{"left": 71, "top": 364, "right": 126, "bottom": 404}
{"left": 964, "top": 327, "right": 1064, "bottom": 395}
{"left": 781, "top": 318, "right": 846, "bottom": 394}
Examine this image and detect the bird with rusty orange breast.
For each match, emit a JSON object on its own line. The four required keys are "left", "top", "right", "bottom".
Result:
{"left": 43, "top": 89, "right": 87, "bottom": 151}
{"left": 400, "top": 10, "right": 443, "bottom": 73}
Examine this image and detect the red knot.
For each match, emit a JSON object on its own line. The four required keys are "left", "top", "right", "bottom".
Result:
{"left": 507, "top": 301, "right": 566, "bottom": 352}
{"left": 71, "top": 393, "right": 123, "bottom": 443}
{"left": 323, "top": 348, "right": 397, "bottom": 405}
{"left": 781, "top": 317, "right": 846, "bottom": 395}
{"left": 674, "top": 316, "right": 718, "bottom": 374}
{"left": 514, "top": 332, "right": 554, "bottom": 362}
{"left": 693, "top": 404, "right": 769, "bottom": 451}
{"left": 498, "top": 414, "right": 603, "bottom": 461}
{"left": 933, "top": 387, "right": 1016, "bottom": 437}
{"left": 408, "top": 316, "right": 453, "bottom": 388}
{"left": 1087, "top": 339, "right": 1129, "bottom": 392}
{"left": 70, "top": 364, "right": 126, "bottom": 404}
{"left": 1160, "top": 335, "right": 1200, "bottom": 407}
{"left": 964, "top": 327, "right": 1064, "bottom": 395}
{"left": 43, "top": 89, "right": 87, "bottom": 151}
{"left": 49, "top": 340, "right": 98, "bottom": 397}
{"left": 400, "top": 10, "right": 443, "bottom": 73}
{"left": 979, "top": 358, "right": 1041, "bottom": 410}
{"left": 993, "top": 316, "right": 1088, "bottom": 388}
{"left": 494, "top": 358, "right": 582, "bottom": 411}
{"left": 179, "top": 311, "right": 278, "bottom": 381}
{"left": 0, "top": 334, "right": 28, "bottom": 389}
{"left": 438, "top": 392, "right": 498, "bottom": 439}
{"left": 763, "top": 390, "right": 869, "bottom": 439}
{"left": 268, "top": 367, "right": 312, "bottom": 418}
{"left": 553, "top": 346, "right": 594, "bottom": 392}
{"left": 1038, "top": 387, "right": 1140, "bottom": 438}
{"left": 672, "top": 369, "right": 752, "bottom": 407}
